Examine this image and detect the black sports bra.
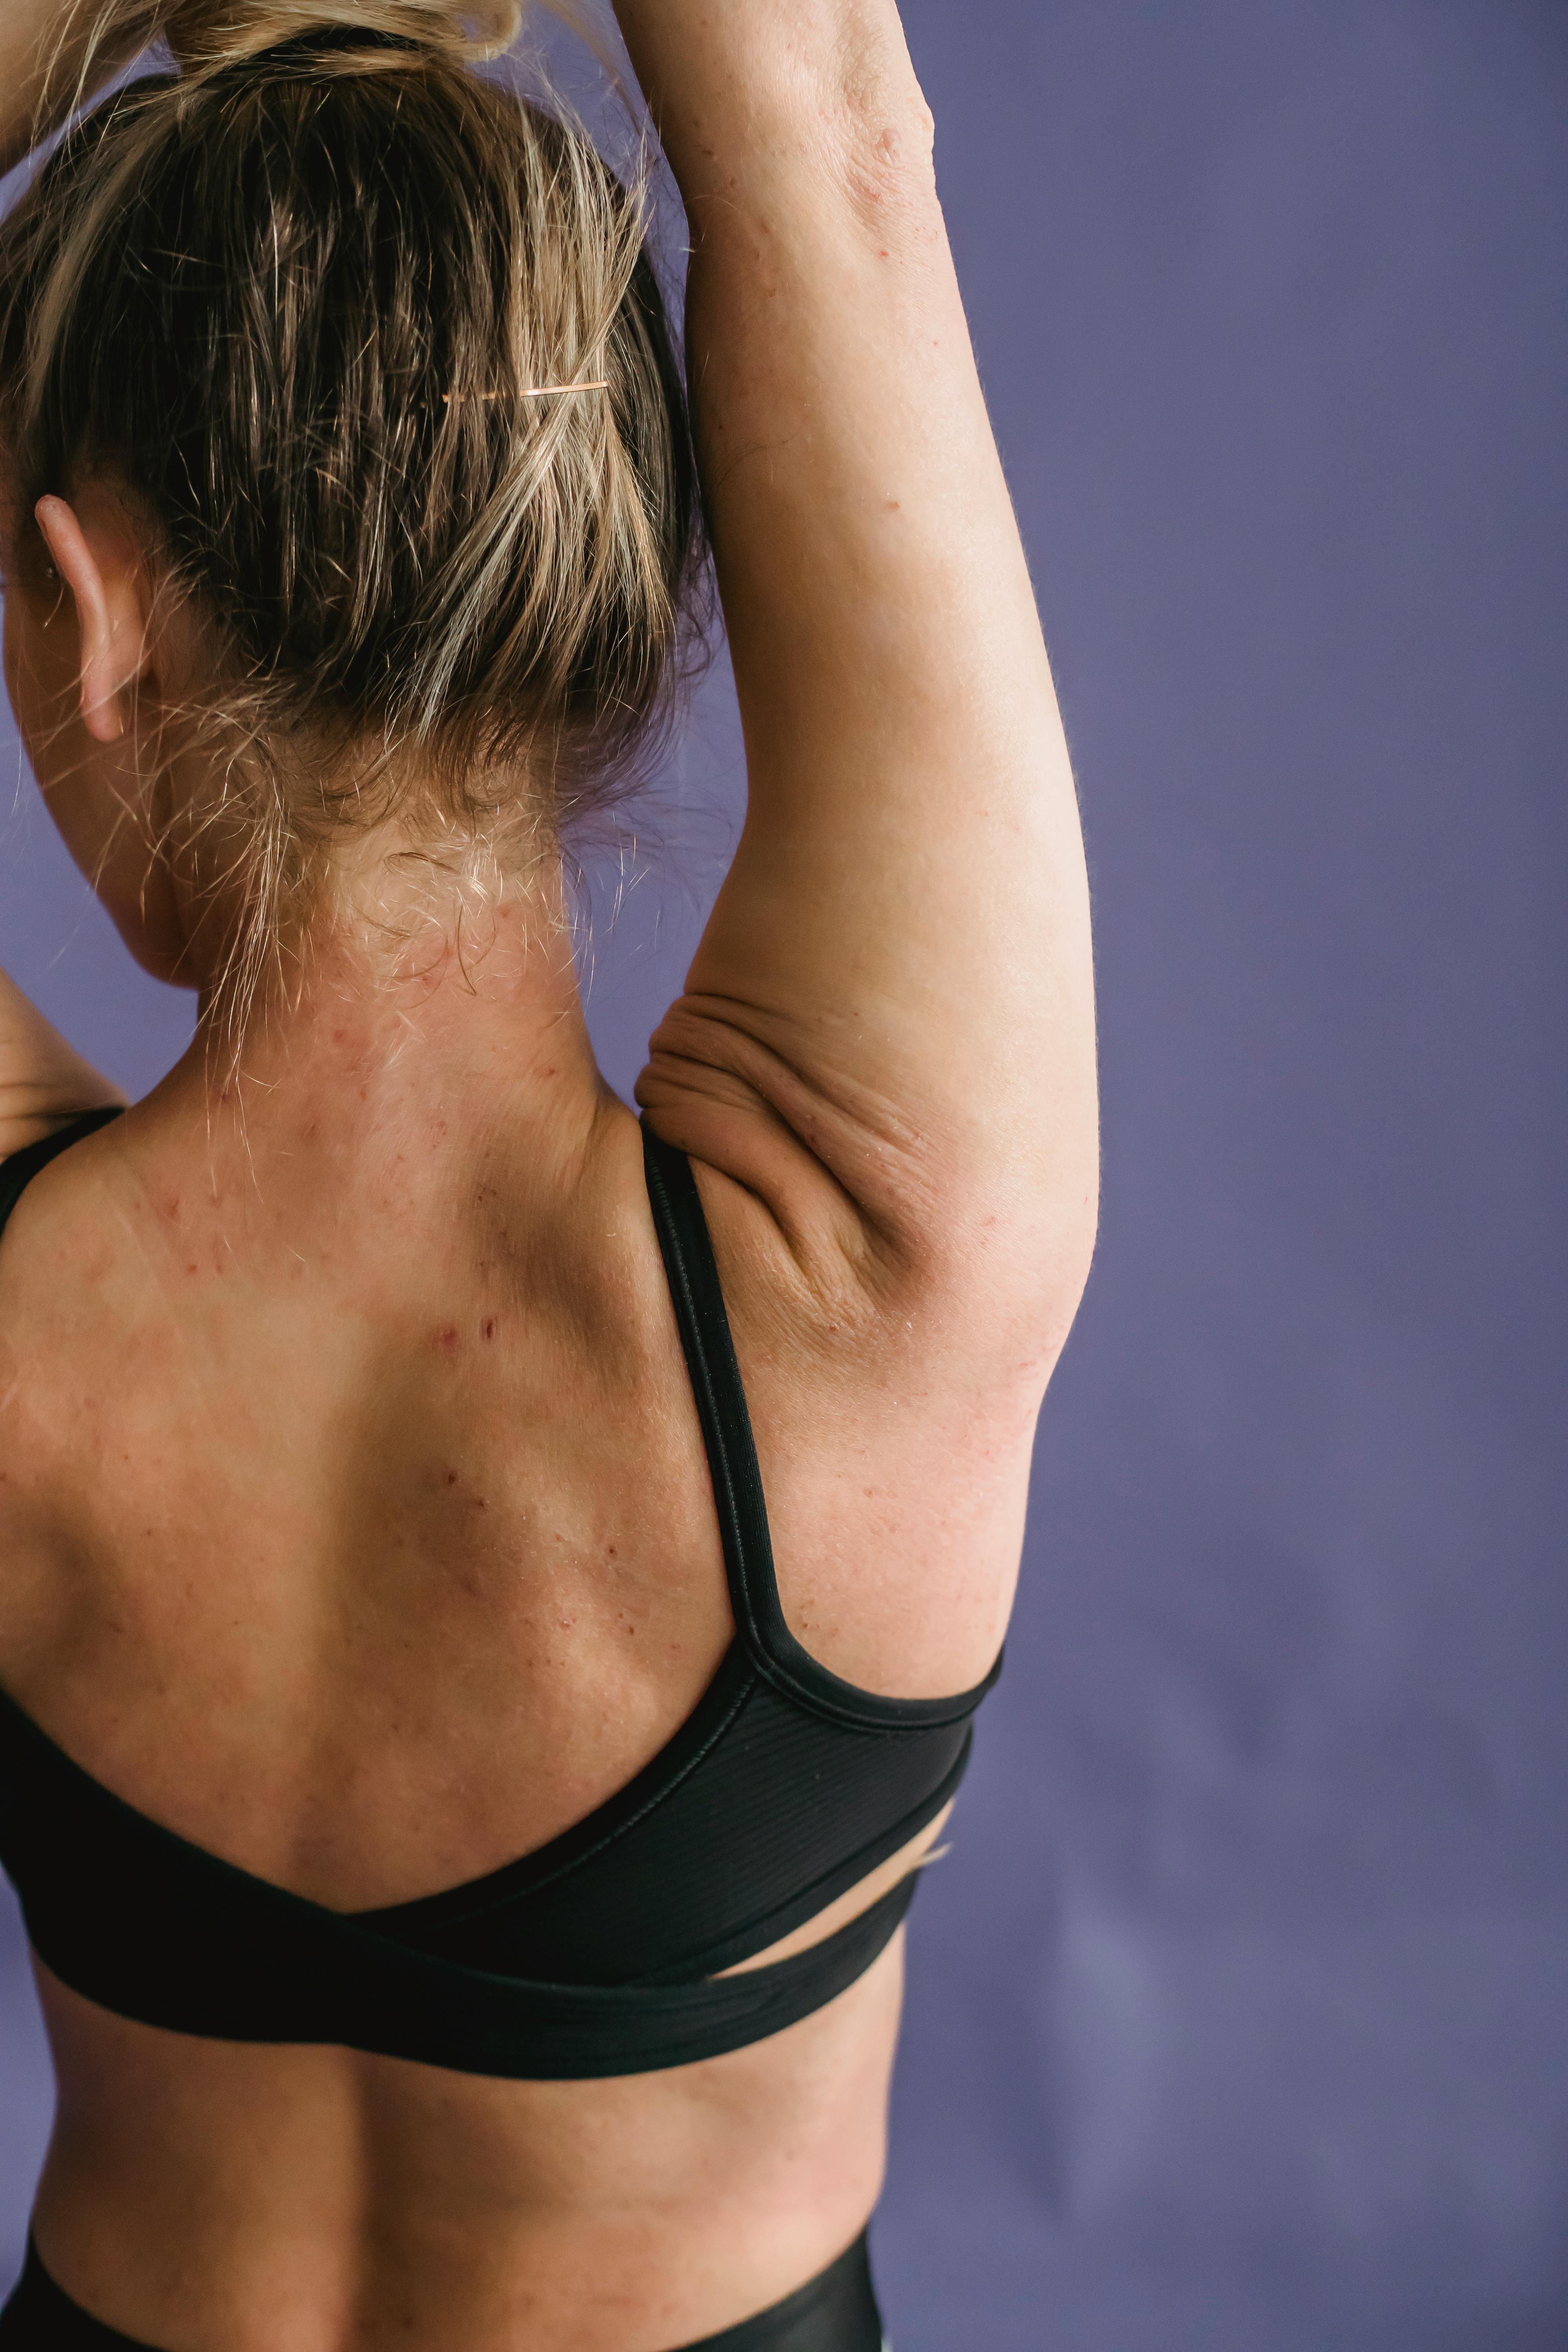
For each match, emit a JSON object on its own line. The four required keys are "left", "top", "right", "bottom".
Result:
{"left": 0, "top": 1109, "right": 1000, "bottom": 2079}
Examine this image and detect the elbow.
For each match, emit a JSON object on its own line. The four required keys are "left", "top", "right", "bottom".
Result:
{"left": 828, "top": 82, "right": 938, "bottom": 231}
{"left": 794, "top": 12, "right": 937, "bottom": 214}
{"left": 1010, "top": 1167, "right": 1101, "bottom": 1380}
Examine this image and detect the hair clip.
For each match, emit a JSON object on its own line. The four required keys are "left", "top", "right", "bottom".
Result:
{"left": 442, "top": 383, "right": 610, "bottom": 403}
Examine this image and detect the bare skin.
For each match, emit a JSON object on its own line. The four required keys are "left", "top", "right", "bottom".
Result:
{"left": 0, "top": 4, "right": 1096, "bottom": 2347}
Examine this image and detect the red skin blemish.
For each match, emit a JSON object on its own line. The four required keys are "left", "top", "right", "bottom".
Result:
{"left": 436, "top": 1325, "right": 459, "bottom": 1351}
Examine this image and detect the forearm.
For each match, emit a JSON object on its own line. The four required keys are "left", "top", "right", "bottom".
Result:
{"left": 0, "top": 967, "right": 123, "bottom": 1159}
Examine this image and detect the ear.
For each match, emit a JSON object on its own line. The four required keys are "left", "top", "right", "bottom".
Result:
{"left": 33, "top": 492, "right": 152, "bottom": 746}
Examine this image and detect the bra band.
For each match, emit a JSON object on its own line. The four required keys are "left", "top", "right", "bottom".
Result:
{"left": 0, "top": 1669, "right": 918, "bottom": 2078}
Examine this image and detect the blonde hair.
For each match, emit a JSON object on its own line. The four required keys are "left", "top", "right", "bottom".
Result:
{"left": 0, "top": 2, "right": 702, "bottom": 1026}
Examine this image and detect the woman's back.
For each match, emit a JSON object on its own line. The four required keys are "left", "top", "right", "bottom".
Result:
{"left": 0, "top": 1065, "right": 740, "bottom": 1918}
{"left": 0, "top": 1002, "right": 1014, "bottom": 2346}
{"left": 0, "top": 0, "right": 1096, "bottom": 2342}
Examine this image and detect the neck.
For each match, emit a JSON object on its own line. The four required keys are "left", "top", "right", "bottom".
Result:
{"left": 153, "top": 856, "right": 608, "bottom": 1204}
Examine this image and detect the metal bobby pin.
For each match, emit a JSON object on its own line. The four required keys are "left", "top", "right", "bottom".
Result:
{"left": 443, "top": 383, "right": 610, "bottom": 402}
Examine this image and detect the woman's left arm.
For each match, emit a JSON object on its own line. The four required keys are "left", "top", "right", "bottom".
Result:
{"left": 0, "top": 965, "right": 124, "bottom": 1160}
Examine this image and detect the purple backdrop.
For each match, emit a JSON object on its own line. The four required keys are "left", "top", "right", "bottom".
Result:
{"left": 3, "top": 4, "right": 1565, "bottom": 2345}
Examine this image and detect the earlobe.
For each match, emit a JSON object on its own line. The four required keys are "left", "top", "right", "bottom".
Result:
{"left": 33, "top": 492, "right": 147, "bottom": 744}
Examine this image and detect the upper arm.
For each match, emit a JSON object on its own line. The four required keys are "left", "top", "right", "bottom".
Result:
{"left": 627, "top": 16, "right": 1097, "bottom": 1367}
{"left": 0, "top": 965, "right": 124, "bottom": 1161}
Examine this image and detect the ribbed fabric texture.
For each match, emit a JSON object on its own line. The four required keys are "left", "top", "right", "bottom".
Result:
{"left": 361, "top": 1651, "right": 975, "bottom": 1984}
{"left": 0, "top": 1112, "right": 999, "bottom": 2078}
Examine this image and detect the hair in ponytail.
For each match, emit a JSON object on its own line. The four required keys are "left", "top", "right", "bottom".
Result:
{"left": 0, "top": 2, "right": 702, "bottom": 1031}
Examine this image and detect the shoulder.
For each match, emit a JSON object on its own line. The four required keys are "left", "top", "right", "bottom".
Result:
{"left": 0, "top": 1110, "right": 136, "bottom": 1319}
{"left": 0, "top": 1120, "right": 136, "bottom": 1674}
{"left": 0, "top": 1112, "right": 156, "bottom": 1587}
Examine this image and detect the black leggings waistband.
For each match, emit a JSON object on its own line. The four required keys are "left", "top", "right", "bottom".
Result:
{"left": 0, "top": 2230, "right": 885, "bottom": 2352}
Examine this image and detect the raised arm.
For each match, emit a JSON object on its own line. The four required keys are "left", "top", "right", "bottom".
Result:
{"left": 0, "top": 967, "right": 124, "bottom": 1159}
{"left": 622, "top": 1, "right": 1097, "bottom": 1371}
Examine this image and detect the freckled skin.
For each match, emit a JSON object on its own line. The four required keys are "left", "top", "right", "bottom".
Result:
{"left": 0, "top": 0, "right": 1096, "bottom": 2343}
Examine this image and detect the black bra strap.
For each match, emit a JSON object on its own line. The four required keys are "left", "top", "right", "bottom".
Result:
{"left": 0, "top": 1106, "right": 125, "bottom": 1240}
{"left": 0, "top": 1677, "right": 920, "bottom": 2082}
{"left": 641, "top": 1123, "right": 1002, "bottom": 1731}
